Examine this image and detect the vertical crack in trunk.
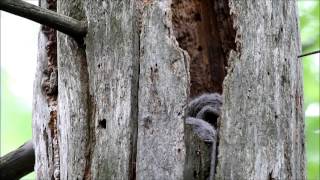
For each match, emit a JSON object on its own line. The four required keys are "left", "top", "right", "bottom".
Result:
{"left": 127, "top": 2, "right": 144, "bottom": 179}
{"left": 79, "top": 34, "right": 95, "bottom": 180}
{"left": 39, "top": 0, "right": 60, "bottom": 179}
{"left": 56, "top": 2, "right": 91, "bottom": 179}
{"left": 84, "top": 92, "right": 96, "bottom": 180}
{"left": 171, "top": 0, "right": 236, "bottom": 179}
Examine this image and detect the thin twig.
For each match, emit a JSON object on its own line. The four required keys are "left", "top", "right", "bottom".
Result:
{"left": 298, "top": 50, "right": 320, "bottom": 58}
{"left": 0, "top": 0, "right": 87, "bottom": 38}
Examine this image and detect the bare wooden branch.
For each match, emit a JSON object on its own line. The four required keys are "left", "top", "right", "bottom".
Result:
{"left": 298, "top": 50, "right": 320, "bottom": 58}
{"left": 0, "top": 0, "right": 87, "bottom": 38}
{"left": 0, "top": 140, "right": 35, "bottom": 180}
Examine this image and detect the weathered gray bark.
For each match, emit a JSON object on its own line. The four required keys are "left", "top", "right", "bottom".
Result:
{"left": 217, "top": 1, "right": 305, "bottom": 179}
{"left": 33, "top": 0, "right": 58, "bottom": 179}
{"left": 32, "top": 0, "right": 304, "bottom": 179}
{"left": 83, "top": 1, "right": 140, "bottom": 179}
{"left": 57, "top": 0, "right": 140, "bottom": 179}
{"left": 56, "top": 1, "right": 91, "bottom": 179}
{"left": 136, "top": 2, "right": 189, "bottom": 179}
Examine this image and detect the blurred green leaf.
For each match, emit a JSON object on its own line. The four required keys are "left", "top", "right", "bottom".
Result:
{"left": 1, "top": 69, "right": 32, "bottom": 155}
{"left": 299, "top": 1, "right": 320, "bottom": 180}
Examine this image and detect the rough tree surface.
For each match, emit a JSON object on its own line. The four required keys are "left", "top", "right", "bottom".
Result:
{"left": 32, "top": 0, "right": 304, "bottom": 179}
{"left": 33, "top": 0, "right": 59, "bottom": 179}
{"left": 136, "top": 1, "right": 189, "bottom": 179}
{"left": 217, "top": 1, "right": 305, "bottom": 179}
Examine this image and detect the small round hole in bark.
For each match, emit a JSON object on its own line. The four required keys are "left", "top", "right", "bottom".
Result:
{"left": 194, "top": 12, "right": 201, "bottom": 21}
{"left": 98, "top": 119, "right": 107, "bottom": 129}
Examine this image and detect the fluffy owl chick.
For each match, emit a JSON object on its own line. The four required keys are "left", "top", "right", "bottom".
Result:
{"left": 186, "top": 93, "right": 223, "bottom": 179}
{"left": 186, "top": 93, "right": 222, "bottom": 143}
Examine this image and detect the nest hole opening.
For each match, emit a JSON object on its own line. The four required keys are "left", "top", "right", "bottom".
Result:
{"left": 172, "top": 0, "right": 236, "bottom": 97}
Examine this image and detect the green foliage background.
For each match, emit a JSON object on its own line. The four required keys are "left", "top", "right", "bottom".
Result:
{"left": 1, "top": 1, "right": 319, "bottom": 179}
{"left": 299, "top": 1, "right": 320, "bottom": 179}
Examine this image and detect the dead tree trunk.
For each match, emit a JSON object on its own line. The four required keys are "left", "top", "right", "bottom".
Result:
{"left": 31, "top": 0, "right": 304, "bottom": 179}
{"left": 216, "top": 0, "right": 305, "bottom": 179}
{"left": 32, "top": 0, "right": 59, "bottom": 179}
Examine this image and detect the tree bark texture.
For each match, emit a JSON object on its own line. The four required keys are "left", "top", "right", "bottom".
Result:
{"left": 136, "top": 1, "right": 190, "bottom": 179}
{"left": 82, "top": 1, "right": 140, "bottom": 179}
{"left": 32, "top": 0, "right": 304, "bottom": 179}
{"left": 32, "top": 0, "right": 59, "bottom": 179}
{"left": 217, "top": 1, "right": 305, "bottom": 179}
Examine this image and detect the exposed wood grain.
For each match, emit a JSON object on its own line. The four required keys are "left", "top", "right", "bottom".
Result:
{"left": 217, "top": 0, "right": 305, "bottom": 179}
{"left": 32, "top": 0, "right": 59, "bottom": 179}
{"left": 172, "top": 0, "right": 235, "bottom": 97}
{"left": 136, "top": 1, "right": 190, "bottom": 179}
{"left": 84, "top": 0, "right": 140, "bottom": 179}
{"left": 57, "top": 1, "right": 89, "bottom": 179}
